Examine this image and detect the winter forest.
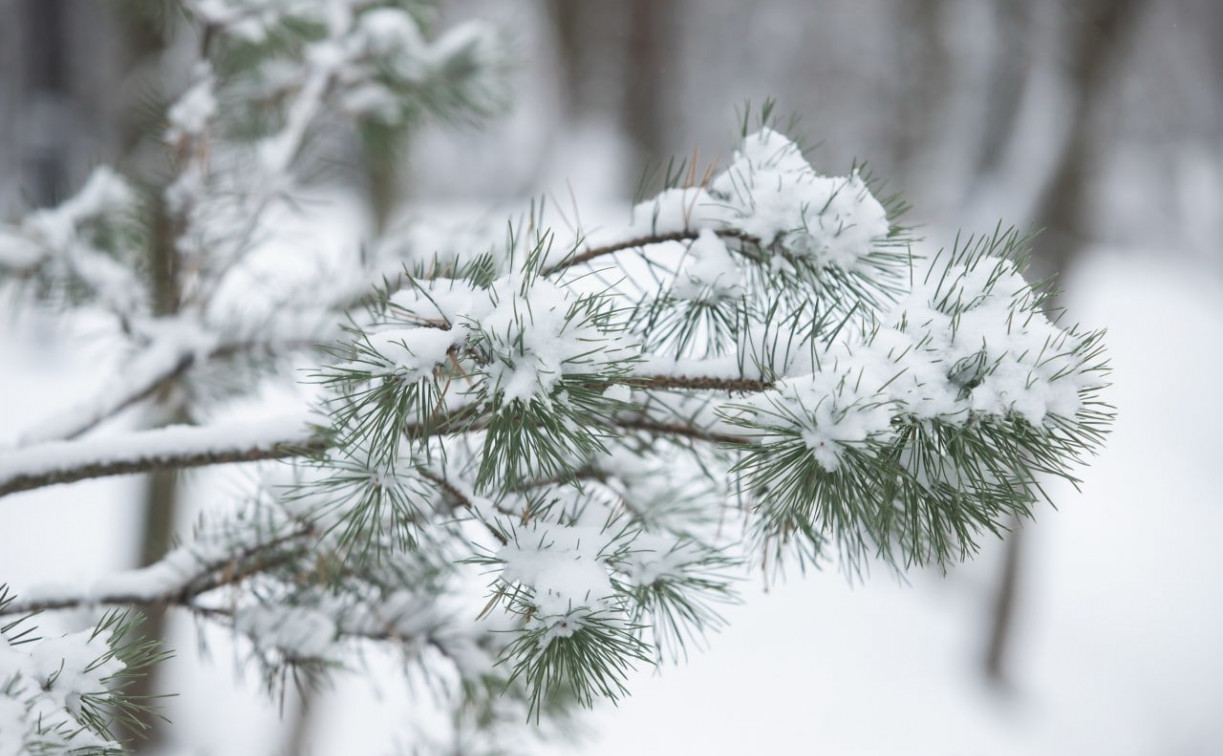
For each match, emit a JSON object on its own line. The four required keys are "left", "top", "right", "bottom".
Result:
{"left": 0, "top": 1, "right": 1220, "bottom": 754}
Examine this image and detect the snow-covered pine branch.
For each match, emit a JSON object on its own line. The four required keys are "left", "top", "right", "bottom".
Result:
{"left": 303, "top": 123, "right": 1110, "bottom": 719}
{"left": 0, "top": 2, "right": 1112, "bottom": 752}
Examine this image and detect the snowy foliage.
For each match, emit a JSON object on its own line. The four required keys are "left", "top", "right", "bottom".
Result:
{"left": 0, "top": 2, "right": 1112, "bottom": 753}
{"left": 0, "top": 599, "right": 162, "bottom": 756}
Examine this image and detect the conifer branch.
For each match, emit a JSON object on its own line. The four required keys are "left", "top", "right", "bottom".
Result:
{"left": 615, "top": 416, "right": 752, "bottom": 446}
{"left": 1, "top": 368, "right": 776, "bottom": 499}
{"left": 624, "top": 374, "right": 774, "bottom": 393}
{"left": 0, "top": 416, "right": 328, "bottom": 498}
{"left": 540, "top": 229, "right": 760, "bottom": 277}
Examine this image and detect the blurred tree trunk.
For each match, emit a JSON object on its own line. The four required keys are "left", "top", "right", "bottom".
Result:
{"left": 623, "top": 0, "right": 676, "bottom": 163}
{"left": 19, "top": 0, "right": 70, "bottom": 206}
{"left": 112, "top": 5, "right": 180, "bottom": 750}
{"left": 971, "top": 0, "right": 1030, "bottom": 183}
{"left": 985, "top": 0, "right": 1149, "bottom": 684}
{"left": 892, "top": 0, "right": 949, "bottom": 183}
{"left": 1028, "top": 0, "right": 1150, "bottom": 277}
{"left": 545, "top": 0, "right": 675, "bottom": 170}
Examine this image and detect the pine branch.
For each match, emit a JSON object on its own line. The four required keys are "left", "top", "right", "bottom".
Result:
{"left": 1, "top": 363, "right": 775, "bottom": 499}
{"left": 540, "top": 229, "right": 760, "bottom": 277}
{"left": 0, "top": 414, "right": 326, "bottom": 498}
{"left": 624, "top": 374, "right": 774, "bottom": 393}
{"left": 615, "top": 416, "right": 752, "bottom": 446}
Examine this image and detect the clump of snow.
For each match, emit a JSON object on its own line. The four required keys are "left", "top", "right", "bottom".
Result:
{"left": 362, "top": 326, "right": 465, "bottom": 384}
{"left": 167, "top": 64, "right": 217, "bottom": 141}
{"left": 0, "top": 624, "right": 125, "bottom": 754}
{"left": 625, "top": 534, "right": 706, "bottom": 588}
{"left": 673, "top": 229, "right": 745, "bottom": 302}
{"left": 708, "top": 129, "right": 890, "bottom": 271}
{"left": 559, "top": 129, "right": 891, "bottom": 282}
{"left": 497, "top": 525, "right": 616, "bottom": 620}
{"left": 727, "top": 249, "right": 1098, "bottom": 471}
{"left": 25, "top": 167, "right": 135, "bottom": 251}
{"left": 886, "top": 254, "right": 1091, "bottom": 426}
{"left": 740, "top": 342, "right": 901, "bottom": 472}
{"left": 0, "top": 230, "right": 42, "bottom": 271}
{"left": 475, "top": 277, "right": 631, "bottom": 405}
{"left": 355, "top": 7, "right": 427, "bottom": 83}
{"left": 626, "top": 187, "right": 717, "bottom": 237}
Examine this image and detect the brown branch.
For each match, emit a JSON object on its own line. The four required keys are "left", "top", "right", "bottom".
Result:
{"left": 1, "top": 367, "right": 773, "bottom": 499}
{"left": 0, "top": 428, "right": 329, "bottom": 499}
{"left": 624, "top": 374, "right": 774, "bottom": 393}
{"left": 615, "top": 416, "right": 752, "bottom": 446}
{"left": 418, "top": 468, "right": 510, "bottom": 544}
{"left": 540, "top": 228, "right": 760, "bottom": 276}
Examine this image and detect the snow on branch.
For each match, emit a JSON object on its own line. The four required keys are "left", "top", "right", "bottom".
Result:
{"left": 0, "top": 527, "right": 313, "bottom": 617}
{"left": 21, "top": 320, "right": 336, "bottom": 445}
{"left": 0, "top": 414, "right": 325, "bottom": 498}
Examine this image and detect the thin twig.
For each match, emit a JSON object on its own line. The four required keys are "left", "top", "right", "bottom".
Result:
{"left": 540, "top": 228, "right": 760, "bottom": 277}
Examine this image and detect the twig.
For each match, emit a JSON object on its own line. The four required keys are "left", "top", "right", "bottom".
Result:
{"left": 540, "top": 228, "right": 760, "bottom": 277}
{"left": 0, "top": 415, "right": 327, "bottom": 498}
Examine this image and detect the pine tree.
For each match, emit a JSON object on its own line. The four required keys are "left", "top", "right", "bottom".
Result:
{"left": 0, "top": 2, "right": 1111, "bottom": 753}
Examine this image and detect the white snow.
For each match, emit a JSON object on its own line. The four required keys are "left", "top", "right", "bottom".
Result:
{"left": 672, "top": 228, "right": 745, "bottom": 302}
{"left": 550, "top": 130, "right": 892, "bottom": 279}
{"left": 477, "top": 276, "right": 630, "bottom": 404}
{"left": 167, "top": 64, "right": 217, "bottom": 141}
{"left": 709, "top": 128, "right": 891, "bottom": 270}
{"left": 0, "top": 412, "right": 319, "bottom": 492}
{"left": 0, "top": 623, "right": 125, "bottom": 754}
{"left": 497, "top": 525, "right": 616, "bottom": 620}
{"left": 362, "top": 326, "right": 465, "bottom": 383}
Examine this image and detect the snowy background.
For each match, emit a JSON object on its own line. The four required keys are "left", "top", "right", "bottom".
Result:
{"left": 2, "top": 0, "right": 1222, "bottom": 753}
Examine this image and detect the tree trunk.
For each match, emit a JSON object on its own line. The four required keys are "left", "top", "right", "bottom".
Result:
{"left": 985, "top": 0, "right": 1149, "bottom": 685}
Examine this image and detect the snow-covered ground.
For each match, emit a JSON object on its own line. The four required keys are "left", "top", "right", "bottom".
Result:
{"left": 1, "top": 243, "right": 1220, "bottom": 754}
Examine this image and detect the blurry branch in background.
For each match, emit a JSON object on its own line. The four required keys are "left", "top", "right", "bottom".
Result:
{"left": 0, "top": 414, "right": 324, "bottom": 497}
